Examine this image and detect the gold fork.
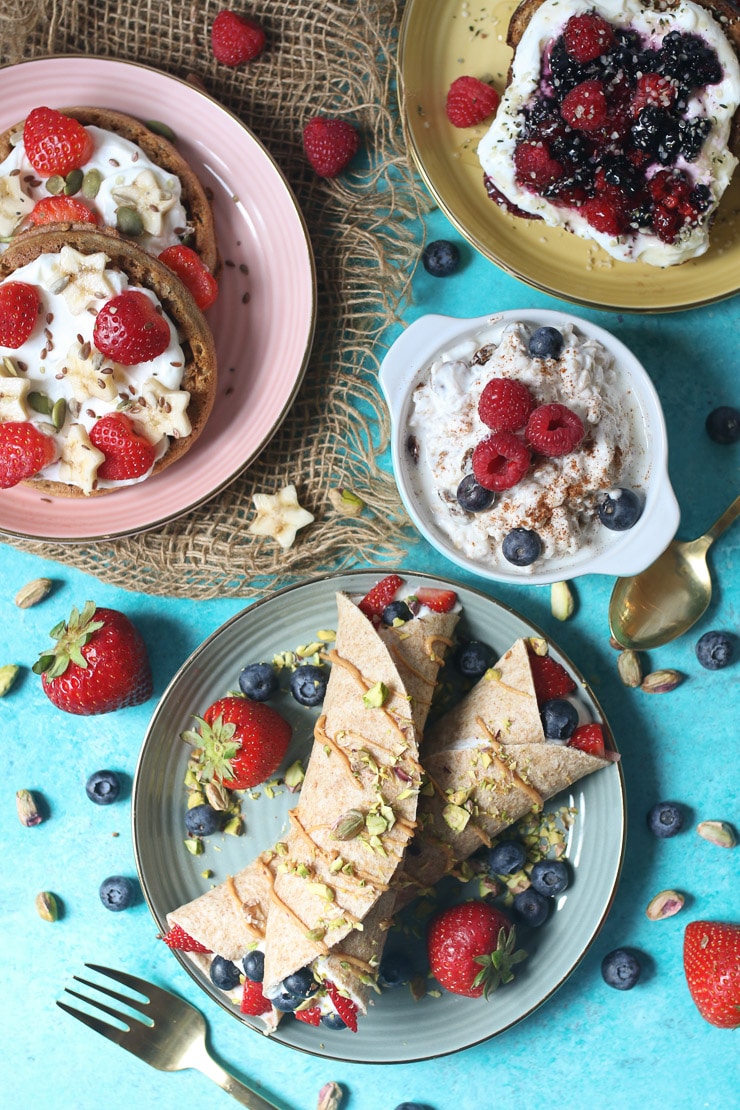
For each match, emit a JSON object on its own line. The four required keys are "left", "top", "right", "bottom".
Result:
{"left": 57, "top": 964, "right": 285, "bottom": 1109}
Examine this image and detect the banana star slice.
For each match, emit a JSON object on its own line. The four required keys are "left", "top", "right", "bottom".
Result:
{"left": 0, "top": 366, "right": 30, "bottom": 421}
{"left": 110, "top": 169, "right": 178, "bottom": 237}
{"left": 129, "top": 377, "right": 192, "bottom": 443}
{"left": 248, "top": 483, "right": 314, "bottom": 549}
{"left": 54, "top": 245, "right": 119, "bottom": 315}
{"left": 0, "top": 172, "right": 33, "bottom": 238}
{"left": 57, "top": 422, "right": 105, "bottom": 496}
{"left": 62, "top": 338, "right": 119, "bottom": 403}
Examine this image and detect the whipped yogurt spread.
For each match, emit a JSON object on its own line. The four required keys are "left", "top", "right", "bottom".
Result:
{"left": 0, "top": 247, "right": 191, "bottom": 493}
{"left": 478, "top": 0, "right": 740, "bottom": 264}
{"left": 0, "top": 124, "right": 189, "bottom": 254}
{"left": 407, "top": 320, "right": 641, "bottom": 571}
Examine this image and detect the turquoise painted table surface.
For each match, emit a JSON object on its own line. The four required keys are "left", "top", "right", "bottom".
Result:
{"left": 5, "top": 205, "right": 740, "bottom": 1110}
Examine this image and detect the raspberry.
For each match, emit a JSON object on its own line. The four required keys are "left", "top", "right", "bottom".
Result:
{"left": 161, "top": 924, "right": 211, "bottom": 953}
{"left": 158, "top": 245, "right": 219, "bottom": 311}
{"left": 211, "top": 11, "right": 266, "bottom": 66}
{"left": 478, "top": 377, "right": 535, "bottom": 432}
{"left": 560, "top": 80, "right": 609, "bottom": 132}
{"left": 0, "top": 280, "right": 40, "bottom": 348}
{"left": 358, "top": 573, "right": 405, "bottom": 619}
{"left": 240, "top": 978, "right": 273, "bottom": 1016}
{"left": 528, "top": 650, "right": 576, "bottom": 703}
{"left": 302, "top": 117, "right": 360, "bottom": 178}
{"left": 526, "top": 404, "right": 584, "bottom": 457}
{"left": 472, "top": 432, "right": 531, "bottom": 492}
{"left": 569, "top": 723, "right": 606, "bottom": 758}
{"left": 563, "top": 13, "right": 616, "bottom": 64}
{"left": 446, "top": 76, "right": 500, "bottom": 128}
{"left": 513, "top": 141, "right": 564, "bottom": 189}
{"left": 630, "top": 73, "right": 676, "bottom": 118}
{"left": 580, "top": 194, "right": 628, "bottom": 237}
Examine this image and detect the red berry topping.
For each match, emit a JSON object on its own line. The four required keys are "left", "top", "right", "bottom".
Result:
{"left": 560, "top": 80, "right": 608, "bottom": 132}
{"left": 93, "top": 290, "right": 171, "bottom": 365}
{"left": 302, "top": 117, "right": 360, "bottom": 178}
{"left": 211, "top": 10, "right": 266, "bottom": 66}
{"left": 527, "top": 649, "right": 577, "bottom": 703}
{"left": 89, "top": 413, "right": 157, "bottom": 481}
{"left": 26, "top": 195, "right": 98, "bottom": 227}
{"left": 0, "top": 421, "right": 56, "bottom": 488}
{"left": 414, "top": 586, "right": 457, "bottom": 613}
{"left": 324, "top": 981, "right": 358, "bottom": 1032}
{"left": 0, "top": 280, "right": 40, "bottom": 348}
{"left": 569, "top": 722, "right": 606, "bottom": 758}
{"left": 478, "top": 377, "right": 535, "bottom": 432}
{"left": 358, "top": 573, "right": 405, "bottom": 619}
{"left": 513, "top": 141, "right": 564, "bottom": 189}
{"left": 472, "top": 432, "right": 531, "bottom": 492}
{"left": 23, "top": 106, "right": 94, "bottom": 177}
{"left": 293, "top": 1005, "right": 322, "bottom": 1026}
{"left": 630, "top": 73, "right": 676, "bottom": 117}
{"left": 240, "top": 978, "right": 273, "bottom": 1016}
{"left": 445, "top": 76, "right": 500, "bottom": 128}
{"left": 158, "top": 245, "right": 219, "bottom": 312}
{"left": 563, "top": 13, "right": 616, "bottom": 63}
{"left": 161, "top": 924, "right": 212, "bottom": 953}
{"left": 526, "top": 403, "right": 584, "bottom": 457}
{"left": 580, "top": 194, "right": 628, "bottom": 237}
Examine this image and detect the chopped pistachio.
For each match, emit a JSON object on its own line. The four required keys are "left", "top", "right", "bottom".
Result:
{"left": 528, "top": 637, "right": 548, "bottom": 656}
{"left": 551, "top": 580, "right": 575, "bottom": 620}
{"left": 306, "top": 882, "right": 335, "bottom": 902}
{"left": 697, "top": 820, "right": 736, "bottom": 848}
{"left": 16, "top": 788, "right": 43, "bottom": 827}
{"left": 328, "top": 487, "right": 365, "bottom": 516}
{"left": 223, "top": 816, "right": 243, "bottom": 836}
{"left": 317, "top": 629, "right": 336, "bottom": 642}
{"left": 0, "top": 664, "right": 20, "bottom": 697}
{"left": 443, "top": 803, "right": 471, "bottom": 832}
{"left": 284, "top": 760, "right": 305, "bottom": 792}
{"left": 363, "top": 680, "right": 388, "bottom": 709}
{"left": 365, "top": 812, "right": 389, "bottom": 837}
{"left": 200, "top": 869, "right": 214, "bottom": 879}
{"left": 187, "top": 791, "right": 207, "bottom": 809}
{"left": 35, "top": 891, "right": 59, "bottom": 922}
{"left": 184, "top": 838, "right": 204, "bottom": 855}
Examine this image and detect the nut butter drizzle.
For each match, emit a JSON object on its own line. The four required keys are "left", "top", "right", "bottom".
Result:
{"left": 475, "top": 716, "right": 544, "bottom": 809}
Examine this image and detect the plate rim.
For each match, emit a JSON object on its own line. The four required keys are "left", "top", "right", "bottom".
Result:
{"left": 398, "top": 0, "right": 740, "bottom": 314}
{"left": 0, "top": 55, "right": 317, "bottom": 542}
{"left": 132, "top": 568, "right": 626, "bottom": 1064}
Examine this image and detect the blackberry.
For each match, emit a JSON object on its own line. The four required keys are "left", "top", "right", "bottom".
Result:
{"left": 690, "top": 183, "right": 712, "bottom": 213}
{"left": 601, "top": 155, "right": 639, "bottom": 191}
{"left": 549, "top": 36, "right": 589, "bottom": 95}
{"left": 659, "top": 31, "right": 722, "bottom": 89}
{"left": 679, "top": 116, "right": 712, "bottom": 162}
{"left": 609, "top": 34, "right": 658, "bottom": 82}
{"left": 631, "top": 106, "right": 681, "bottom": 165}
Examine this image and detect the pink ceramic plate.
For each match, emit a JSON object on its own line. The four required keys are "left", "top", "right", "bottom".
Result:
{"left": 0, "top": 57, "right": 316, "bottom": 541}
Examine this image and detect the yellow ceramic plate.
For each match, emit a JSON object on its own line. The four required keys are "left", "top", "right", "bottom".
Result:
{"left": 399, "top": 0, "right": 740, "bottom": 312}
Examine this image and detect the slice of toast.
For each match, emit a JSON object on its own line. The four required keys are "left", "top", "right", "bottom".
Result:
{"left": 0, "top": 225, "right": 217, "bottom": 497}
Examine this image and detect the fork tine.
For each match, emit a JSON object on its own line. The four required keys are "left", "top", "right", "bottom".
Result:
{"left": 63, "top": 987, "right": 146, "bottom": 1029}
{"left": 72, "top": 974, "right": 151, "bottom": 1018}
{"left": 56, "top": 999, "right": 130, "bottom": 1047}
{"left": 84, "top": 963, "right": 156, "bottom": 1000}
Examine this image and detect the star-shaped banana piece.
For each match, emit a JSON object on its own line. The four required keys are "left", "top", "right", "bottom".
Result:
{"left": 248, "top": 484, "right": 314, "bottom": 549}
{"left": 62, "top": 339, "right": 119, "bottom": 403}
{"left": 111, "top": 169, "right": 177, "bottom": 237}
{"left": 0, "top": 368, "right": 30, "bottom": 421}
{"left": 0, "top": 172, "right": 33, "bottom": 238}
{"left": 130, "top": 377, "right": 192, "bottom": 443}
{"left": 57, "top": 423, "right": 105, "bottom": 495}
{"left": 55, "top": 246, "right": 118, "bottom": 315}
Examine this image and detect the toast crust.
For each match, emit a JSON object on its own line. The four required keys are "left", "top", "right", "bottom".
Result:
{"left": 0, "top": 226, "right": 218, "bottom": 498}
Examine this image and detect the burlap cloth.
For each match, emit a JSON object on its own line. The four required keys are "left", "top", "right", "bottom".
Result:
{"left": 0, "top": 0, "right": 427, "bottom": 598}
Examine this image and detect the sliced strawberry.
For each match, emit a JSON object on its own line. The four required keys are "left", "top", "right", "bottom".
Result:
{"left": 294, "top": 1004, "right": 322, "bottom": 1026}
{"left": 0, "top": 421, "right": 56, "bottom": 488}
{"left": 568, "top": 722, "right": 605, "bottom": 757}
{"left": 357, "top": 573, "right": 405, "bottom": 619}
{"left": 93, "top": 290, "right": 171, "bottom": 365}
{"left": 23, "top": 106, "right": 94, "bottom": 177}
{"left": 26, "top": 195, "right": 98, "bottom": 227}
{"left": 0, "top": 281, "right": 40, "bottom": 348}
{"left": 240, "top": 977, "right": 273, "bottom": 1016}
{"left": 414, "top": 586, "right": 458, "bottom": 613}
{"left": 89, "top": 413, "right": 156, "bottom": 481}
{"left": 324, "top": 981, "right": 358, "bottom": 1032}
{"left": 528, "top": 648, "right": 576, "bottom": 703}
{"left": 161, "top": 924, "right": 211, "bottom": 953}
{"left": 158, "top": 244, "right": 219, "bottom": 311}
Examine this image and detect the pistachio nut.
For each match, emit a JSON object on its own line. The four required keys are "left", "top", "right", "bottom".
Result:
{"left": 0, "top": 663, "right": 19, "bottom": 697}
{"left": 646, "top": 889, "right": 685, "bottom": 921}
{"left": 328, "top": 487, "right": 364, "bottom": 517}
{"left": 641, "top": 668, "right": 684, "bottom": 694}
{"left": 204, "top": 780, "right": 230, "bottom": 812}
{"left": 330, "top": 809, "right": 365, "bottom": 841}
{"left": 15, "top": 577, "right": 53, "bottom": 608}
{"left": 16, "top": 788, "right": 43, "bottom": 826}
{"left": 317, "top": 1082, "right": 344, "bottom": 1110}
{"left": 697, "top": 820, "right": 736, "bottom": 848}
{"left": 551, "top": 580, "right": 575, "bottom": 621}
{"left": 617, "top": 648, "right": 643, "bottom": 688}
{"left": 362, "top": 680, "right": 388, "bottom": 709}
{"left": 35, "top": 891, "right": 59, "bottom": 922}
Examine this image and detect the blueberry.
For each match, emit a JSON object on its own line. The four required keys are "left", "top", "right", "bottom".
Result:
{"left": 647, "top": 801, "right": 684, "bottom": 838}
{"left": 502, "top": 527, "right": 542, "bottom": 567}
{"left": 378, "top": 952, "right": 414, "bottom": 989}
{"left": 99, "top": 875, "right": 135, "bottom": 912}
{"left": 705, "top": 405, "right": 740, "bottom": 444}
{"left": 289, "top": 664, "right": 328, "bottom": 707}
{"left": 394, "top": 1105, "right": 428, "bottom": 1110}
{"left": 320, "top": 1010, "right": 347, "bottom": 1029}
{"left": 513, "top": 887, "right": 550, "bottom": 927}
{"left": 185, "top": 803, "right": 221, "bottom": 837}
{"left": 209, "top": 955, "right": 241, "bottom": 991}
{"left": 528, "top": 326, "right": 564, "bottom": 360}
{"left": 454, "top": 640, "right": 495, "bottom": 679}
{"left": 283, "top": 967, "right": 318, "bottom": 998}
{"left": 530, "top": 858, "right": 570, "bottom": 897}
{"left": 382, "top": 600, "right": 414, "bottom": 626}
{"left": 238, "top": 662, "right": 279, "bottom": 701}
{"left": 601, "top": 948, "right": 641, "bottom": 990}
{"left": 267, "top": 982, "right": 302, "bottom": 1012}
{"left": 540, "top": 698, "right": 579, "bottom": 740}
{"left": 421, "top": 239, "right": 460, "bottom": 277}
{"left": 598, "top": 488, "right": 643, "bottom": 531}
{"left": 456, "top": 473, "right": 495, "bottom": 513}
{"left": 242, "top": 950, "right": 265, "bottom": 982}
{"left": 696, "top": 630, "right": 734, "bottom": 670}
{"left": 85, "top": 770, "right": 121, "bottom": 806}
{"left": 488, "top": 839, "right": 527, "bottom": 875}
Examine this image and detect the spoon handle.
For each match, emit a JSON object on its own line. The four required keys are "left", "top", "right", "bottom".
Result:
{"left": 704, "top": 493, "right": 740, "bottom": 545}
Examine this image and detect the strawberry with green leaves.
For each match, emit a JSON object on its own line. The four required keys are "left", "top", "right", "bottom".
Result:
{"left": 183, "top": 695, "right": 292, "bottom": 791}
{"left": 427, "top": 900, "right": 527, "bottom": 997}
{"left": 33, "top": 601, "right": 153, "bottom": 715}
{"left": 684, "top": 920, "right": 740, "bottom": 1029}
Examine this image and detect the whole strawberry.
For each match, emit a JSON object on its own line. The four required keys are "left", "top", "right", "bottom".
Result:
{"left": 23, "top": 106, "right": 94, "bottom": 177}
{"left": 427, "top": 900, "right": 526, "bottom": 997}
{"left": 684, "top": 920, "right": 740, "bottom": 1029}
{"left": 33, "top": 601, "right": 153, "bottom": 715}
{"left": 211, "top": 10, "right": 266, "bottom": 66}
{"left": 0, "top": 281, "right": 41, "bottom": 348}
{"left": 89, "top": 413, "right": 156, "bottom": 481}
{"left": 93, "top": 290, "right": 171, "bottom": 365}
{"left": 302, "top": 117, "right": 360, "bottom": 178}
{"left": 0, "top": 422, "right": 56, "bottom": 488}
{"left": 183, "top": 695, "right": 292, "bottom": 790}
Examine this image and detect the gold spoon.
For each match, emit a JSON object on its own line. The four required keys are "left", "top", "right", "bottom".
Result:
{"left": 608, "top": 493, "right": 740, "bottom": 649}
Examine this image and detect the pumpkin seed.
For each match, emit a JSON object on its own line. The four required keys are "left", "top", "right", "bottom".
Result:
{"left": 81, "top": 168, "right": 103, "bottom": 199}
{"left": 64, "top": 168, "right": 83, "bottom": 196}
{"left": 45, "top": 175, "right": 65, "bottom": 195}
{"left": 27, "top": 390, "right": 52, "bottom": 415}
{"left": 145, "top": 119, "right": 177, "bottom": 142}
{"left": 116, "top": 205, "right": 144, "bottom": 237}
{"left": 51, "top": 397, "right": 67, "bottom": 430}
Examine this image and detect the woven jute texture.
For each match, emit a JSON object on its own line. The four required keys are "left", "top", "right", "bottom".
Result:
{"left": 0, "top": 0, "right": 425, "bottom": 598}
